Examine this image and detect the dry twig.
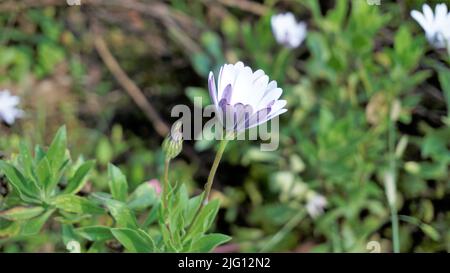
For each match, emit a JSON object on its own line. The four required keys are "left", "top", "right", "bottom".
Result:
{"left": 92, "top": 25, "right": 169, "bottom": 137}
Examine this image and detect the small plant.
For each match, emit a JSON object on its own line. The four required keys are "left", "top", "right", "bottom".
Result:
{"left": 0, "top": 125, "right": 230, "bottom": 252}
{"left": 0, "top": 126, "right": 101, "bottom": 237}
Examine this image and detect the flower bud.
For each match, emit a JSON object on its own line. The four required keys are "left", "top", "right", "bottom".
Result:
{"left": 162, "top": 120, "right": 183, "bottom": 160}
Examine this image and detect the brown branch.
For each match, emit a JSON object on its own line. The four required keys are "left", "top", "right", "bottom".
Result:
{"left": 215, "top": 0, "right": 269, "bottom": 16}
{"left": 92, "top": 23, "right": 206, "bottom": 175}
{"left": 92, "top": 25, "right": 169, "bottom": 137}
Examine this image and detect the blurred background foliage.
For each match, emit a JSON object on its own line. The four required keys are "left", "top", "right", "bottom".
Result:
{"left": 0, "top": 0, "right": 449, "bottom": 252}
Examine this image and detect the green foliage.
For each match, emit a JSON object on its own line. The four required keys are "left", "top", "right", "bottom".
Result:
{"left": 1, "top": 0, "right": 449, "bottom": 253}
{"left": 0, "top": 126, "right": 99, "bottom": 237}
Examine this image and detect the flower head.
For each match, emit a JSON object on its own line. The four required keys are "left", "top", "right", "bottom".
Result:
{"left": 271, "top": 12, "right": 307, "bottom": 49}
{"left": 306, "top": 193, "right": 327, "bottom": 218}
{"left": 208, "top": 62, "right": 287, "bottom": 132}
{"left": 0, "top": 90, "right": 24, "bottom": 125}
{"left": 162, "top": 120, "right": 183, "bottom": 160}
{"left": 411, "top": 3, "right": 450, "bottom": 49}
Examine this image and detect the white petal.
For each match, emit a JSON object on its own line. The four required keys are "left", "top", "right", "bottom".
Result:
{"left": 269, "top": 100, "right": 287, "bottom": 114}
{"left": 411, "top": 10, "right": 430, "bottom": 32}
{"left": 257, "top": 88, "right": 283, "bottom": 110}
{"left": 267, "top": 108, "right": 288, "bottom": 121}
{"left": 230, "top": 66, "right": 254, "bottom": 105}
{"left": 435, "top": 4, "right": 447, "bottom": 20}
{"left": 423, "top": 4, "right": 434, "bottom": 23}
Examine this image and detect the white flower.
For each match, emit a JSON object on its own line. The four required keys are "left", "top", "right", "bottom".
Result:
{"left": 0, "top": 90, "right": 24, "bottom": 125}
{"left": 208, "top": 62, "right": 287, "bottom": 132}
{"left": 410, "top": 3, "right": 450, "bottom": 49}
{"left": 271, "top": 12, "right": 307, "bottom": 49}
{"left": 306, "top": 194, "right": 327, "bottom": 218}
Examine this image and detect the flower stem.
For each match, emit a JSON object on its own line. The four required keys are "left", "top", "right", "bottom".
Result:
{"left": 260, "top": 210, "right": 306, "bottom": 252}
{"left": 162, "top": 158, "right": 170, "bottom": 211}
{"left": 388, "top": 99, "right": 400, "bottom": 253}
{"left": 185, "top": 138, "right": 229, "bottom": 235}
{"left": 202, "top": 138, "right": 229, "bottom": 205}
{"left": 390, "top": 204, "right": 400, "bottom": 253}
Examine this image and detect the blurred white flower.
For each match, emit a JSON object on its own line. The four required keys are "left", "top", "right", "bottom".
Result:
{"left": 0, "top": 90, "right": 24, "bottom": 125}
{"left": 306, "top": 194, "right": 327, "bottom": 218}
{"left": 208, "top": 62, "right": 287, "bottom": 132}
{"left": 410, "top": 3, "right": 450, "bottom": 49}
{"left": 271, "top": 12, "right": 307, "bottom": 49}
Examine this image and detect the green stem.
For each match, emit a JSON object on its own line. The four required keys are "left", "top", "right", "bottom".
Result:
{"left": 186, "top": 138, "right": 229, "bottom": 235}
{"left": 202, "top": 138, "right": 229, "bottom": 205}
{"left": 388, "top": 99, "right": 400, "bottom": 253}
{"left": 162, "top": 158, "right": 170, "bottom": 211}
{"left": 260, "top": 210, "right": 306, "bottom": 252}
{"left": 390, "top": 205, "right": 400, "bottom": 253}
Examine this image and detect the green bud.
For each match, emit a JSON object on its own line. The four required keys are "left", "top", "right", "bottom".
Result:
{"left": 162, "top": 120, "right": 183, "bottom": 160}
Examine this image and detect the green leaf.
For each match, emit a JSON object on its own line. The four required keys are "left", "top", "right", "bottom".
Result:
{"left": 190, "top": 233, "right": 231, "bottom": 252}
{"left": 76, "top": 226, "right": 113, "bottom": 241}
{"left": 111, "top": 228, "right": 155, "bottom": 253}
{"left": 0, "top": 206, "right": 45, "bottom": 221}
{"left": 46, "top": 126, "right": 67, "bottom": 174}
{"left": 20, "top": 209, "right": 55, "bottom": 236}
{"left": 0, "top": 160, "right": 40, "bottom": 203}
{"left": 64, "top": 160, "right": 95, "bottom": 194}
{"left": 62, "top": 224, "right": 79, "bottom": 246}
{"left": 186, "top": 199, "right": 220, "bottom": 239}
{"left": 127, "top": 182, "right": 158, "bottom": 210}
{"left": 108, "top": 164, "right": 128, "bottom": 202}
{"left": 103, "top": 198, "right": 138, "bottom": 228}
{"left": 0, "top": 221, "right": 21, "bottom": 237}
{"left": 18, "top": 141, "right": 34, "bottom": 180}
{"left": 96, "top": 137, "right": 113, "bottom": 165}
{"left": 36, "top": 157, "right": 53, "bottom": 193}
{"left": 52, "top": 194, "right": 104, "bottom": 215}
{"left": 184, "top": 194, "right": 203, "bottom": 225}
{"left": 34, "top": 145, "right": 46, "bottom": 163}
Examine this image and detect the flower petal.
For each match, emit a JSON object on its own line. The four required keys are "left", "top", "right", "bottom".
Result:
{"left": 208, "top": 71, "right": 218, "bottom": 106}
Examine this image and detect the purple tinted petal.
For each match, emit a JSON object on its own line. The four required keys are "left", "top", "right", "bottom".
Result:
{"left": 218, "top": 99, "right": 234, "bottom": 131}
{"left": 267, "top": 100, "right": 276, "bottom": 108}
{"left": 221, "top": 84, "right": 232, "bottom": 102}
{"left": 245, "top": 107, "right": 271, "bottom": 129}
{"left": 235, "top": 107, "right": 271, "bottom": 132}
{"left": 234, "top": 103, "right": 253, "bottom": 130}
{"left": 208, "top": 72, "right": 217, "bottom": 106}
